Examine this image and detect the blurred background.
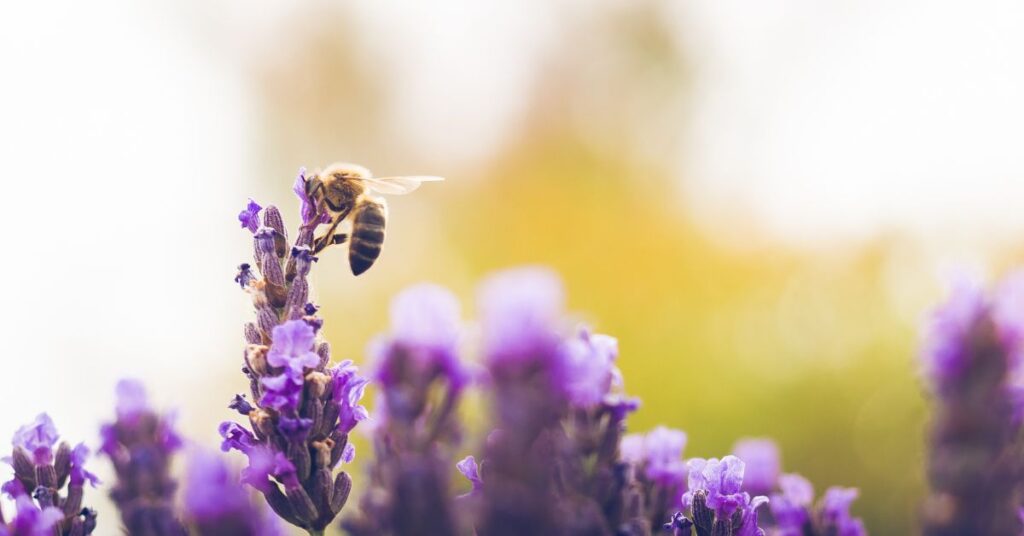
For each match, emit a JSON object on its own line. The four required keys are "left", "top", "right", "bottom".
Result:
{"left": 3, "top": 0, "right": 1024, "bottom": 533}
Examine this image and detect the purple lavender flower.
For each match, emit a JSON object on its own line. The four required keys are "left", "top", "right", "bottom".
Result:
{"left": 675, "top": 455, "right": 767, "bottom": 536}
{"left": 621, "top": 426, "right": 688, "bottom": 532}
{"left": 0, "top": 493, "right": 65, "bottom": 536}
{"left": 266, "top": 320, "right": 321, "bottom": 376}
{"left": 456, "top": 456, "right": 483, "bottom": 497}
{"left": 731, "top": 438, "right": 780, "bottom": 495}
{"left": 293, "top": 168, "right": 315, "bottom": 225}
{"left": 921, "top": 277, "right": 989, "bottom": 388}
{"left": 332, "top": 361, "right": 370, "bottom": 434}
{"left": 373, "top": 283, "right": 467, "bottom": 393}
{"left": 292, "top": 167, "right": 332, "bottom": 227}
{"left": 470, "top": 268, "right": 644, "bottom": 535}
{"left": 5, "top": 414, "right": 97, "bottom": 535}
{"left": 562, "top": 328, "right": 620, "bottom": 408}
{"left": 819, "top": 487, "right": 866, "bottom": 536}
{"left": 683, "top": 456, "right": 749, "bottom": 518}
{"left": 183, "top": 451, "right": 283, "bottom": 536}
{"left": 920, "top": 274, "right": 1024, "bottom": 534}
{"left": 343, "top": 284, "right": 468, "bottom": 536}
{"left": 642, "top": 427, "right": 688, "bottom": 488}
{"left": 238, "top": 200, "right": 262, "bottom": 233}
{"left": 224, "top": 190, "right": 365, "bottom": 534}
{"left": 113, "top": 379, "right": 149, "bottom": 422}
{"left": 12, "top": 414, "right": 59, "bottom": 465}
{"left": 769, "top": 473, "right": 814, "bottom": 535}
{"left": 99, "top": 379, "right": 185, "bottom": 536}
{"left": 478, "top": 266, "right": 565, "bottom": 365}
{"left": 473, "top": 268, "right": 575, "bottom": 535}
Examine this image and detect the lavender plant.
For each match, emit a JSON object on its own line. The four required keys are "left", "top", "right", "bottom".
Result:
{"left": 0, "top": 493, "right": 64, "bottom": 536}
{"left": 730, "top": 439, "right": 780, "bottom": 498}
{"left": 341, "top": 284, "right": 469, "bottom": 536}
{"left": 459, "top": 267, "right": 646, "bottom": 535}
{"left": 768, "top": 474, "right": 866, "bottom": 536}
{"left": 920, "top": 274, "right": 1024, "bottom": 534}
{"left": 2, "top": 414, "right": 98, "bottom": 535}
{"left": 219, "top": 172, "right": 369, "bottom": 535}
{"left": 99, "top": 379, "right": 186, "bottom": 535}
{"left": 620, "top": 427, "right": 689, "bottom": 533}
{"left": 664, "top": 456, "right": 768, "bottom": 536}
{"left": 182, "top": 451, "right": 284, "bottom": 536}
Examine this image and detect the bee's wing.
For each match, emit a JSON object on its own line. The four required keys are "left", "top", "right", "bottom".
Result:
{"left": 361, "top": 176, "right": 445, "bottom": 195}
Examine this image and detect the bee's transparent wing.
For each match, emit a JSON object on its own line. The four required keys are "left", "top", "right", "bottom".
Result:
{"left": 361, "top": 176, "right": 445, "bottom": 195}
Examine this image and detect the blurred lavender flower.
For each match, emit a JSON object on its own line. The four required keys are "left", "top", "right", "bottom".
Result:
{"left": 0, "top": 493, "right": 64, "bottom": 536}
{"left": 238, "top": 200, "right": 262, "bottom": 234}
{"left": 559, "top": 326, "right": 643, "bottom": 534}
{"left": 768, "top": 474, "right": 866, "bottom": 536}
{"left": 469, "top": 267, "right": 644, "bottom": 535}
{"left": 222, "top": 183, "right": 367, "bottom": 535}
{"left": 456, "top": 456, "right": 483, "bottom": 498}
{"left": 620, "top": 426, "right": 688, "bottom": 532}
{"left": 920, "top": 274, "right": 1024, "bottom": 535}
{"left": 731, "top": 438, "right": 780, "bottom": 496}
{"left": 670, "top": 455, "right": 767, "bottom": 536}
{"left": 769, "top": 474, "right": 814, "bottom": 535}
{"left": 342, "top": 284, "right": 468, "bottom": 536}
{"left": 819, "top": 487, "right": 866, "bottom": 536}
{"left": 4, "top": 414, "right": 97, "bottom": 535}
{"left": 183, "top": 451, "right": 284, "bottom": 536}
{"left": 473, "top": 267, "right": 577, "bottom": 535}
{"left": 99, "top": 379, "right": 186, "bottom": 536}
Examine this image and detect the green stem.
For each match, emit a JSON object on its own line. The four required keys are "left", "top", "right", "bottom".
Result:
{"left": 307, "top": 530, "right": 325, "bottom": 536}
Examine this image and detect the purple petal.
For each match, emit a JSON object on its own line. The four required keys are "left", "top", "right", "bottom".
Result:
{"left": 238, "top": 199, "right": 262, "bottom": 233}
{"left": 114, "top": 378, "right": 149, "bottom": 421}
{"left": 218, "top": 422, "right": 256, "bottom": 453}
{"left": 340, "top": 443, "right": 356, "bottom": 464}
{"left": 12, "top": 413, "right": 59, "bottom": 465}
{"left": 477, "top": 267, "right": 565, "bottom": 361}
{"left": 69, "top": 443, "right": 100, "bottom": 487}
{"left": 390, "top": 284, "right": 462, "bottom": 348}
{"left": 456, "top": 455, "right": 483, "bottom": 493}
{"left": 732, "top": 438, "right": 780, "bottom": 494}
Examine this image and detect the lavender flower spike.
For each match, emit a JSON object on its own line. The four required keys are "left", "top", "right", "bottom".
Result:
{"left": 474, "top": 268, "right": 574, "bottom": 535}
{"left": 920, "top": 274, "right": 1024, "bottom": 534}
{"left": 677, "top": 455, "right": 767, "bottom": 536}
{"left": 99, "top": 379, "right": 186, "bottom": 536}
{"left": 471, "top": 267, "right": 642, "bottom": 535}
{"left": 343, "top": 283, "right": 468, "bottom": 536}
{"left": 183, "top": 451, "right": 283, "bottom": 536}
{"left": 818, "top": 487, "right": 866, "bottom": 536}
{"left": 621, "top": 426, "right": 688, "bottom": 532}
{"left": 4, "top": 413, "right": 97, "bottom": 535}
{"left": 731, "top": 438, "right": 780, "bottom": 496}
{"left": 769, "top": 473, "right": 814, "bottom": 535}
{"left": 223, "top": 182, "right": 365, "bottom": 535}
{"left": 0, "top": 493, "right": 64, "bottom": 536}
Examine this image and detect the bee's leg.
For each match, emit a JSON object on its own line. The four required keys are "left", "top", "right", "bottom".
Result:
{"left": 313, "top": 233, "right": 348, "bottom": 254}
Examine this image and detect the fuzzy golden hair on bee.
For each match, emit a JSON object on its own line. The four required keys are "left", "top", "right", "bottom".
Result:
{"left": 304, "top": 162, "right": 443, "bottom": 275}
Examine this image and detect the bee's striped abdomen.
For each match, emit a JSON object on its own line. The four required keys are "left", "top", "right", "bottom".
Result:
{"left": 349, "top": 199, "right": 386, "bottom": 276}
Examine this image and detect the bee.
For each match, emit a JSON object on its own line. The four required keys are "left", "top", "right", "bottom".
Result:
{"left": 304, "top": 162, "right": 444, "bottom": 275}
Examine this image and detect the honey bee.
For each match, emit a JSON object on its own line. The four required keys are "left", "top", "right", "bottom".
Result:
{"left": 304, "top": 162, "right": 443, "bottom": 275}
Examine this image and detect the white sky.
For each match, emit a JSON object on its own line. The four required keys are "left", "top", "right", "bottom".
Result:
{"left": 676, "top": 0, "right": 1024, "bottom": 245}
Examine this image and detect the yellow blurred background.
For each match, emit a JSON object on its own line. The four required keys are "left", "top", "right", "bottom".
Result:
{"left": 4, "top": 1, "right": 1024, "bottom": 534}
